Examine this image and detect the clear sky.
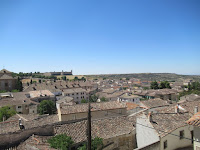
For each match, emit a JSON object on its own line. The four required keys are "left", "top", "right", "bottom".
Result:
{"left": 0, "top": 0, "right": 199, "bottom": 75}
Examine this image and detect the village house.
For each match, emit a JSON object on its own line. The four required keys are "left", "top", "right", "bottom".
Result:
{"left": 134, "top": 89, "right": 178, "bottom": 101}
{"left": 0, "top": 92, "right": 39, "bottom": 114}
{"left": 29, "top": 90, "right": 56, "bottom": 103}
{"left": 136, "top": 105, "right": 194, "bottom": 150}
{"left": 56, "top": 101, "right": 127, "bottom": 121}
{"left": 62, "top": 88, "right": 88, "bottom": 103}
{"left": 118, "top": 93, "right": 141, "bottom": 103}
{"left": 187, "top": 109, "right": 200, "bottom": 150}
{"left": 0, "top": 69, "right": 17, "bottom": 91}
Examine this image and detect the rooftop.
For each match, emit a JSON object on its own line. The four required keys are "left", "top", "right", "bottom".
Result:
{"left": 60, "top": 101, "right": 126, "bottom": 115}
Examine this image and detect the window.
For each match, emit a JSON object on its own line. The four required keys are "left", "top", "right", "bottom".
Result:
{"left": 133, "top": 99, "right": 134, "bottom": 102}
{"left": 77, "top": 93, "right": 79, "bottom": 95}
{"left": 18, "top": 106, "right": 22, "bottom": 108}
{"left": 164, "top": 140, "right": 167, "bottom": 149}
{"left": 5, "top": 83, "right": 8, "bottom": 87}
{"left": 191, "top": 131, "right": 193, "bottom": 144}
{"left": 72, "top": 93, "right": 74, "bottom": 96}
{"left": 180, "top": 130, "right": 184, "bottom": 139}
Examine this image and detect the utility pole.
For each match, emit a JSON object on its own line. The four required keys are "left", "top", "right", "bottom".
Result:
{"left": 87, "top": 101, "right": 92, "bottom": 150}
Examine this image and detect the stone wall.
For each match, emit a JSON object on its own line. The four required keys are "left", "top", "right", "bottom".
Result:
{"left": 103, "top": 131, "right": 136, "bottom": 150}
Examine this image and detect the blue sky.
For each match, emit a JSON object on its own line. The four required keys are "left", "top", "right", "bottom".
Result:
{"left": 0, "top": 0, "right": 199, "bottom": 75}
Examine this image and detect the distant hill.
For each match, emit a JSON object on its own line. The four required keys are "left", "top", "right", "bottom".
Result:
{"left": 85, "top": 73, "right": 200, "bottom": 82}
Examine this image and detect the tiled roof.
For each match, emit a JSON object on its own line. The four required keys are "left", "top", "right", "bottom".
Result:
{"left": 62, "top": 88, "right": 86, "bottom": 94}
{"left": 187, "top": 112, "right": 200, "bottom": 127}
{"left": 135, "top": 89, "right": 178, "bottom": 96}
{"left": 0, "top": 92, "right": 39, "bottom": 107}
{"left": 126, "top": 102, "right": 139, "bottom": 110}
{"left": 29, "top": 90, "right": 54, "bottom": 98}
{"left": 0, "top": 114, "right": 59, "bottom": 134}
{"left": 0, "top": 69, "right": 12, "bottom": 74}
{"left": 17, "top": 135, "right": 55, "bottom": 150}
{"left": 150, "top": 112, "right": 190, "bottom": 137}
{"left": 55, "top": 116, "right": 134, "bottom": 143}
{"left": 0, "top": 74, "right": 15, "bottom": 79}
{"left": 141, "top": 98, "right": 170, "bottom": 109}
{"left": 60, "top": 101, "right": 126, "bottom": 115}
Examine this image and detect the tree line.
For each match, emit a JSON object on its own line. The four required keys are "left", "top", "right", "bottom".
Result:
{"left": 150, "top": 81, "right": 171, "bottom": 89}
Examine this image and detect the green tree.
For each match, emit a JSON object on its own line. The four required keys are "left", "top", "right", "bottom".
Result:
{"left": 103, "top": 77, "right": 106, "bottom": 80}
{"left": 48, "top": 134, "right": 74, "bottom": 150}
{"left": 100, "top": 97, "right": 108, "bottom": 102}
{"left": 78, "top": 137, "right": 103, "bottom": 150}
{"left": 62, "top": 76, "right": 67, "bottom": 81}
{"left": 39, "top": 100, "right": 56, "bottom": 115}
{"left": 159, "top": 81, "right": 171, "bottom": 89}
{"left": 39, "top": 79, "right": 41, "bottom": 83}
{"left": 81, "top": 77, "right": 86, "bottom": 81}
{"left": 0, "top": 90, "right": 7, "bottom": 93}
{"left": 0, "top": 106, "right": 16, "bottom": 122}
{"left": 30, "top": 79, "right": 33, "bottom": 84}
{"left": 89, "top": 94, "right": 98, "bottom": 102}
{"left": 126, "top": 77, "right": 129, "bottom": 80}
{"left": 16, "top": 77, "right": 23, "bottom": 91}
{"left": 74, "top": 76, "right": 79, "bottom": 81}
{"left": 150, "top": 81, "right": 159, "bottom": 89}
{"left": 11, "top": 89, "right": 19, "bottom": 92}
{"left": 81, "top": 99, "right": 88, "bottom": 103}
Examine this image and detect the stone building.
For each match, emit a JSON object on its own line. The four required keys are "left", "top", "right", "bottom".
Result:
{"left": 44, "top": 70, "right": 72, "bottom": 76}
{"left": 0, "top": 69, "right": 17, "bottom": 91}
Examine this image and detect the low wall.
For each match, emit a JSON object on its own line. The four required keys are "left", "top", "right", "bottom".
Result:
{"left": 0, "top": 125, "right": 54, "bottom": 149}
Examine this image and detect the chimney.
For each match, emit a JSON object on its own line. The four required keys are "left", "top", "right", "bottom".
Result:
{"left": 148, "top": 111, "right": 153, "bottom": 122}
{"left": 175, "top": 104, "right": 179, "bottom": 113}
{"left": 194, "top": 106, "right": 198, "bottom": 114}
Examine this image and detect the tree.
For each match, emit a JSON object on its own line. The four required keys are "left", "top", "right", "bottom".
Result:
{"left": 81, "top": 77, "right": 86, "bottom": 81}
{"left": 100, "top": 97, "right": 108, "bottom": 102}
{"left": 30, "top": 79, "right": 33, "bottom": 84}
{"left": 48, "top": 134, "right": 74, "bottom": 150}
{"left": 11, "top": 89, "right": 19, "bottom": 92}
{"left": 103, "top": 77, "right": 106, "bottom": 80}
{"left": 159, "top": 81, "right": 171, "bottom": 89}
{"left": 78, "top": 137, "right": 103, "bottom": 150}
{"left": 150, "top": 81, "right": 159, "bottom": 89}
{"left": 81, "top": 99, "right": 88, "bottom": 103}
{"left": 16, "top": 77, "right": 23, "bottom": 91}
{"left": 62, "top": 76, "right": 67, "bottom": 81}
{"left": 126, "top": 77, "right": 129, "bottom": 80}
{"left": 0, "top": 106, "right": 16, "bottom": 122}
{"left": 89, "top": 94, "right": 98, "bottom": 102}
{"left": 74, "top": 76, "right": 79, "bottom": 81}
{"left": 39, "top": 100, "right": 56, "bottom": 115}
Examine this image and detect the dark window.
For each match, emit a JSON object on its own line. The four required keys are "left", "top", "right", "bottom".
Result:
{"left": 5, "top": 83, "right": 8, "bottom": 87}
{"left": 180, "top": 130, "right": 184, "bottom": 139}
{"left": 77, "top": 93, "right": 79, "bottom": 95}
{"left": 18, "top": 106, "right": 22, "bottom": 108}
{"left": 164, "top": 140, "right": 167, "bottom": 149}
{"left": 191, "top": 131, "right": 193, "bottom": 144}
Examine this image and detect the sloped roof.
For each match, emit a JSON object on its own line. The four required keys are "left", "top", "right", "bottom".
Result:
{"left": 55, "top": 116, "right": 134, "bottom": 143}
{"left": 187, "top": 112, "right": 200, "bottom": 127}
{"left": 60, "top": 101, "right": 126, "bottom": 115}
{"left": 141, "top": 98, "right": 170, "bottom": 109}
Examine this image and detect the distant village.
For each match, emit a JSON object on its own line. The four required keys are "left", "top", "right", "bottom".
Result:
{"left": 0, "top": 69, "right": 200, "bottom": 150}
